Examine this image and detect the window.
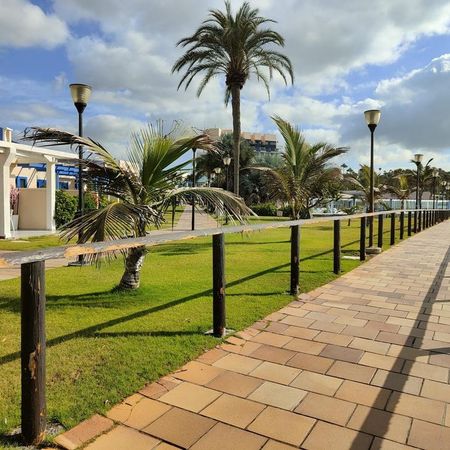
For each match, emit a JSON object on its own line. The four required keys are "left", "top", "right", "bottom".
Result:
{"left": 58, "top": 181, "right": 69, "bottom": 190}
{"left": 16, "top": 176, "right": 27, "bottom": 188}
{"left": 37, "top": 180, "right": 46, "bottom": 188}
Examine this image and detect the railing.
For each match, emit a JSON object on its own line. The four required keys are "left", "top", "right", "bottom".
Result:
{"left": 1, "top": 208, "right": 449, "bottom": 445}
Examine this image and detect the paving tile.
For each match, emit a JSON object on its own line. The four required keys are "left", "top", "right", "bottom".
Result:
{"left": 386, "top": 344, "right": 429, "bottom": 363}
{"left": 309, "top": 320, "right": 345, "bottom": 333}
{"left": 313, "top": 331, "right": 353, "bottom": 346}
{"left": 249, "top": 361, "right": 301, "bottom": 385}
{"left": 370, "top": 437, "right": 417, "bottom": 450}
{"left": 54, "top": 414, "right": 114, "bottom": 450}
{"left": 284, "top": 337, "right": 326, "bottom": 355}
{"left": 327, "top": 360, "right": 376, "bottom": 383}
{"left": 302, "top": 421, "right": 372, "bottom": 450}
{"left": 213, "top": 353, "right": 262, "bottom": 374}
{"left": 421, "top": 379, "right": 450, "bottom": 402}
{"left": 376, "top": 332, "right": 414, "bottom": 346}
{"left": 290, "top": 370, "right": 342, "bottom": 396}
{"left": 154, "top": 443, "right": 179, "bottom": 450}
{"left": 191, "top": 422, "right": 267, "bottom": 450}
{"left": 248, "top": 406, "right": 316, "bottom": 446}
{"left": 283, "top": 325, "right": 319, "bottom": 340}
{"left": 287, "top": 352, "right": 334, "bottom": 373}
{"left": 197, "top": 348, "right": 228, "bottom": 364}
{"left": 106, "top": 397, "right": 171, "bottom": 430}
{"left": 251, "top": 331, "right": 293, "bottom": 348}
{"left": 172, "top": 361, "right": 224, "bottom": 385}
{"left": 206, "top": 370, "right": 262, "bottom": 398}
{"left": 262, "top": 440, "right": 298, "bottom": 449}
{"left": 85, "top": 425, "right": 160, "bottom": 450}
{"left": 248, "top": 381, "right": 306, "bottom": 410}
{"left": 348, "top": 404, "right": 412, "bottom": 443}
{"left": 407, "top": 419, "right": 450, "bottom": 450}
{"left": 295, "top": 392, "right": 356, "bottom": 425}
{"left": 429, "top": 352, "right": 450, "bottom": 368}
{"left": 249, "top": 344, "right": 296, "bottom": 365}
{"left": 320, "top": 344, "right": 364, "bottom": 363}
{"left": 158, "top": 382, "right": 221, "bottom": 412}
{"left": 370, "top": 370, "right": 423, "bottom": 395}
{"left": 335, "top": 380, "right": 391, "bottom": 409}
{"left": 280, "top": 315, "right": 314, "bottom": 328}
{"left": 341, "top": 325, "right": 379, "bottom": 339}
{"left": 349, "top": 337, "right": 390, "bottom": 355}
{"left": 402, "top": 360, "right": 449, "bottom": 382}
{"left": 359, "top": 352, "right": 404, "bottom": 372}
{"left": 386, "top": 391, "right": 446, "bottom": 424}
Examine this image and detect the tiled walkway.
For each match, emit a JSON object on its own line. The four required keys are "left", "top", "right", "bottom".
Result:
{"left": 55, "top": 220, "right": 450, "bottom": 450}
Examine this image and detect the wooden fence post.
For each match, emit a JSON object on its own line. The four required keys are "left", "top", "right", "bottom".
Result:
{"left": 407, "top": 211, "right": 412, "bottom": 236}
{"left": 414, "top": 211, "right": 417, "bottom": 233}
{"left": 390, "top": 213, "right": 396, "bottom": 245}
{"left": 21, "top": 261, "right": 46, "bottom": 446}
{"left": 377, "top": 214, "right": 383, "bottom": 248}
{"left": 400, "top": 211, "right": 405, "bottom": 239}
{"left": 290, "top": 225, "right": 300, "bottom": 295}
{"left": 212, "top": 234, "right": 226, "bottom": 337}
{"left": 360, "top": 217, "right": 366, "bottom": 261}
{"left": 418, "top": 211, "right": 422, "bottom": 232}
{"left": 333, "top": 220, "right": 341, "bottom": 274}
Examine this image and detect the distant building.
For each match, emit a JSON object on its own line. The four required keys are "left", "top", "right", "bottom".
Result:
{"left": 205, "top": 128, "right": 277, "bottom": 153}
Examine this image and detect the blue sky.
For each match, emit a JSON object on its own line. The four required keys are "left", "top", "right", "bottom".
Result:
{"left": 1, "top": 0, "right": 450, "bottom": 170}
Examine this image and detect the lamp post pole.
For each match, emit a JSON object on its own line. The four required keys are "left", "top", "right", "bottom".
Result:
{"left": 191, "top": 147, "right": 197, "bottom": 231}
{"left": 364, "top": 109, "right": 381, "bottom": 250}
{"left": 69, "top": 83, "right": 92, "bottom": 265}
{"left": 413, "top": 154, "right": 423, "bottom": 210}
{"left": 432, "top": 169, "right": 439, "bottom": 209}
{"left": 223, "top": 156, "right": 231, "bottom": 225}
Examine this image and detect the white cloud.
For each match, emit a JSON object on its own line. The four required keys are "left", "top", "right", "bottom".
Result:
{"left": 0, "top": 0, "right": 68, "bottom": 48}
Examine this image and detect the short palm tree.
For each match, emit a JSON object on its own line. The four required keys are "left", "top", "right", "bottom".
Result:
{"left": 409, "top": 158, "right": 433, "bottom": 208}
{"left": 257, "top": 116, "right": 347, "bottom": 219}
{"left": 347, "top": 165, "right": 387, "bottom": 211}
{"left": 24, "top": 123, "right": 252, "bottom": 290}
{"left": 387, "top": 174, "right": 412, "bottom": 209}
{"left": 172, "top": 1, "right": 293, "bottom": 196}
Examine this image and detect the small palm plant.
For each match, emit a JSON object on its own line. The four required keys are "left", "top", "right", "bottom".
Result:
{"left": 347, "top": 165, "right": 387, "bottom": 211}
{"left": 387, "top": 174, "right": 412, "bottom": 209}
{"left": 255, "top": 116, "right": 347, "bottom": 219}
{"left": 172, "top": 1, "right": 293, "bottom": 195}
{"left": 24, "top": 122, "right": 252, "bottom": 290}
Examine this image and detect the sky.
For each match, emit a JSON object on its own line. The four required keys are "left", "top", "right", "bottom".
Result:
{"left": 1, "top": 0, "right": 450, "bottom": 170}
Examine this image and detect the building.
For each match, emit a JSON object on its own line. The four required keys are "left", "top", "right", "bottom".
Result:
{"left": 0, "top": 127, "right": 78, "bottom": 238}
{"left": 205, "top": 128, "right": 277, "bottom": 153}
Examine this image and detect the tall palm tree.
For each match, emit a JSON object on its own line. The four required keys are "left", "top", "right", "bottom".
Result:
{"left": 256, "top": 116, "right": 347, "bottom": 219}
{"left": 172, "top": 1, "right": 293, "bottom": 196}
{"left": 24, "top": 123, "right": 251, "bottom": 290}
{"left": 409, "top": 158, "right": 433, "bottom": 208}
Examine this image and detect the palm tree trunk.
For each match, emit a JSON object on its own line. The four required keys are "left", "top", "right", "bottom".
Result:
{"left": 118, "top": 245, "right": 147, "bottom": 290}
{"left": 231, "top": 83, "right": 241, "bottom": 196}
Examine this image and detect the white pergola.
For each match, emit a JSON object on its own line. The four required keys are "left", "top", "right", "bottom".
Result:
{"left": 0, "top": 137, "right": 77, "bottom": 239}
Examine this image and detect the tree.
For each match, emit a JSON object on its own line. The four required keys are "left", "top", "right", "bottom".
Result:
{"left": 172, "top": 1, "right": 293, "bottom": 196}
{"left": 387, "top": 174, "right": 412, "bottom": 209}
{"left": 409, "top": 158, "right": 433, "bottom": 208}
{"left": 255, "top": 116, "right": 347, "bottom": 219}
{"left": 24, "top": 123, "right": 251, "bottom": 290}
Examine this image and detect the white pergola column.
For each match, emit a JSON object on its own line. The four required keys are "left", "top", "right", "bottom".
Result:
{"left": 45, "top": 157, "right": 56, "bottom": 232}
{"left": 0, "top": 147, "right": 16, "bottom": 238}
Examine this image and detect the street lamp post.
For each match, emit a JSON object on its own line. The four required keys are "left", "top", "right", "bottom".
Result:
{"left": 69, "top": 83, "right": 92, "bottom": 265}
{"left": 443, "top": 181, "right": 448, "bottom": 209}
{"left": 223, "top": 156, "right": 231, "bottom": 191}
{"left": 432, "top": 168, "right": 439, "bottom": 209}
{"left": 191, "top": 147, "right": 197, "bottom": 231}
{"left": 213, "top": 167, "right": 222, "bottom": 187}
{"left": 413, "top": 154, "right": 423, "bottom": 209}
{"left": 364, "top": 109, "right": 381, "bottom": 250}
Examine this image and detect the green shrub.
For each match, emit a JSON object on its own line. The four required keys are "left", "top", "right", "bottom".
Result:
{"left": 55, "top": 190, "right": 77, "bottom": 228}
{"left": 84, "top": 191, "right": 97, "bottom": 211}
{"left": 250, "top": 202, "right": 278, "bottom": 216}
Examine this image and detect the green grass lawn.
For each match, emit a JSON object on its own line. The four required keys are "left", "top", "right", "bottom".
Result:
{"left": 0, "top": 215, "right": 412, "bottom": 445}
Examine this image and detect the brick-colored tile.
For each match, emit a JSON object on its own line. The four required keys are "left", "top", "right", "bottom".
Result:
{"left": 350, "top": 337, "right": 390, "bottom": 355}
{"left": 107, "top": 397, "right": 171, "bottom": 430}
{"left": 213, "top": 353, "right": 262, "bottom": 374}
{"left": 348, "top": 404, "right": 412, "bottom": 443}
{"left": 421, "top": 379, "right": 450, "bottom": 402}
{"left": 335, "top": 380, "right": 391, "bottom": 409}
{"left": 295, "top": 392, "right": 356, "bottom": 425}
{"left": 284, "top": 325, "right": 319, "bottom": 340}
{"left": 408, "top": 419, "right": 450, "bottom": 450}
{"left": 313, "top": 331, "right": 353, "bottom": 346}
{"left": 287, "top": 352, "right": 334, "bottom": 374}
{"left": 250, "top": 344, "right": 296, "bottom": 364}
{"left": 143, "top": 407, "right": 216, "bottom": 448}
{"left": 54, "top": 415, "right": 114, "bottom": 450}
{"left": 206, "top": 370, "right": 263, "bottom": 398}
{"left": 290, "top": 370, "right": 342, "bottom": 396}
{"left": 251, "top": 331, "right": 293, "bottom": 347}
{"left": 402, "top": 360, "right": 449, "bottom": 382}
{"left": 262, "top": 440, "right": 298, "bottom": 449}
{"left": 197, "top": 348, "right": 228, "bottom": 364}
{"left": 284, "top": 337, "right": 326, "bottom": 355}
{"left": 429, "top": 352, "right": 450, "bottom": 368}
{"left": 248, "top": 406, "right": 315, "bottom": 446}
{"left": 370, "top": 370, "right": 422, "bottom": 395}
{"left": 85, "top": 425, "right": 160, "bottom": 450}
{"left": 302, "top": 421, "right": 372, "bottom": 450}
{"left": 327, "top": 361, "right": 376, "bottom": 383}
{"left": 250, "top": 361, "right": 301, "bottom": 385}
{"left": 342, "top": 325, "right": 379, "bottom": 339}
{"left": 387, "top": 344, "right": 429, "bottom": 363}
{"left": 280, "top": 315, "right": 314, "bottom": 328}
{"left": 370, "top": 437, "right": 417, "bottom": 450}
{"left": 248, "top": 381, "right": 306, "bottom": 410}
{"left": 158, "top": 382, "right": 221, "bottom": 412}
{"left": 386, "top": 391, "right": 446, "bottom": 424}
{"left": 309, "top": 320, "right": 345, "bottom": 333}
{"left": 376, "top": 332, "right": 414, "bottom": 346}
{"left": 359, "top": 352, "right": 404, "bottom": 372}
{"left": 320, "top": 344, "right": 364, "bottom": 363}
{"left": 191, "top": 422, "right": 267, "bottom": 450}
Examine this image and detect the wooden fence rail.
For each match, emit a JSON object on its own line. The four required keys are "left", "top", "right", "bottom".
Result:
{"left": 2, "top": 208, "right": 449, "bottom": 445}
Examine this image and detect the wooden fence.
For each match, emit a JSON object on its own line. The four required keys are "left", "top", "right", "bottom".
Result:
{"left": 0, "top": 208, "right": 448, "bottom": 445}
